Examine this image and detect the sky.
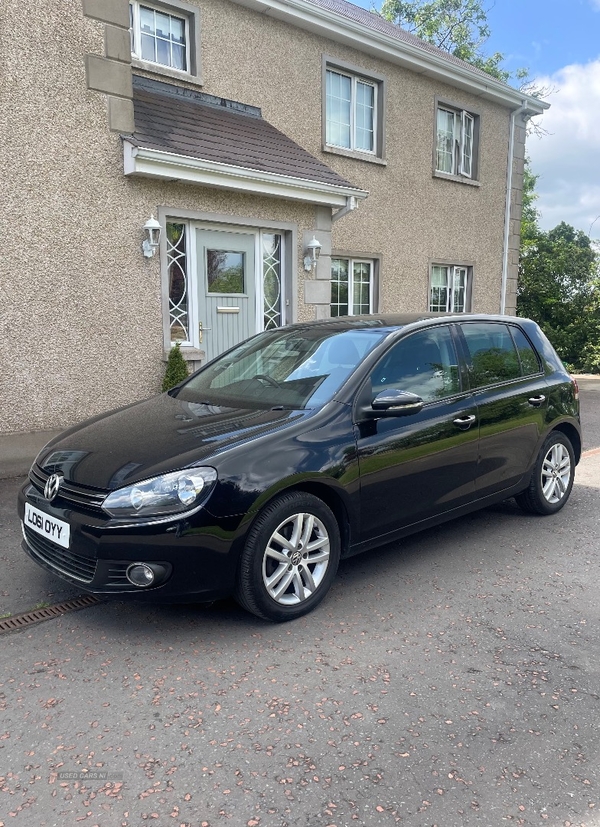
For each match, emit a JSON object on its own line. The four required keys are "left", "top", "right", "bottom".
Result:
{"left": 351, "top": 0, "right": 600, "bottom": 240}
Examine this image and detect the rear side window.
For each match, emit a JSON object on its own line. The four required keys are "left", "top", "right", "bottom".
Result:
{"left": 461, "top": 323, "right": 521, "bottom": 388}
{"left": 510, "top": 326, "right": 541, "bottom": 376}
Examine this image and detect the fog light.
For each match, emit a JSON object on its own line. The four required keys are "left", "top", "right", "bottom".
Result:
{"left": 126, "top": 563, "right": 156, "bottom": 587}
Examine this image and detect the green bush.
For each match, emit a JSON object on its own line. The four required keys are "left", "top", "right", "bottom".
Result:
{"left": 580, "top": 342, "right": 600, "bottom": 374}
{"left": 162, "top": 343, "right": 189, "bottom": 391}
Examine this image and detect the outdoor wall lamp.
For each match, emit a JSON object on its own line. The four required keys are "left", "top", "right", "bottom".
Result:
{"left": 142, "top": 214, "right": 162, "bottom": 257}
{"left": 303, "top": 236, "right": 322, "bottom": 271}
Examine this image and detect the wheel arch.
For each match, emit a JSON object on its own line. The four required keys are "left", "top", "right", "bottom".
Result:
{"left": 551, "top": 422, "right": 582, "bottom": 464}
{"left": 245, "top": 480, "right": 352, "bottom": 558}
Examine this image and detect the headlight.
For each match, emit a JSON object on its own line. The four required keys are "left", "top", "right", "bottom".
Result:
{"left": 102, "top": 467, "right": 217, "bottom": 518}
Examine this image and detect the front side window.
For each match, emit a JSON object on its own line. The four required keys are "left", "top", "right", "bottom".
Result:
{"left": 326, "top": 68, "right": 378, "bottom": 155}
{"left": 331, "top": 258, "right": 374, "bottom": 317}
{"left": 370, "top": 326, "right": 460, "bottom": 403}
{"left": 429, "top": 265, "right": 470, "bottom": 313}
{"left": 436, "top": 105, "right": 476, "bottom": 179}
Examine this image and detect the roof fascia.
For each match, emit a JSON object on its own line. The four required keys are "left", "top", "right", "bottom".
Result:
{"left": 123, "top": 141, "right": 369, "bottom": 207}
{"left": 232, "top": 0, "right": 548, "bottom": 114}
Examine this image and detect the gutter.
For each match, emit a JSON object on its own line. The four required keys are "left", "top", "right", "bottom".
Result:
{"left": 500, "top": 102, "right": 529, "bottom": 315}
{"left": 331, "top": 195, "right": 358, "bottom": 223}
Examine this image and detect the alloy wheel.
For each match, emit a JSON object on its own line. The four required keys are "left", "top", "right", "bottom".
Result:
{"left": 262, "top": 512, "right": 330, "bottom": 605}
{"left": 541, "top": 443, "right": 572, "bottom": 504}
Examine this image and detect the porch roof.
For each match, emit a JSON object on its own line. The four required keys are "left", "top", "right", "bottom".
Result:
{"left": 123, "top": 77, "right": 368, "bottom": 208}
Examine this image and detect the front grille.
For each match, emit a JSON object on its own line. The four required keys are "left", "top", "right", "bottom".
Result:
{"left": 29, "top": 465, "right": 106, "bottom": 513}
{"left": 24, "top": 527, "right": 97, "bottom": 584}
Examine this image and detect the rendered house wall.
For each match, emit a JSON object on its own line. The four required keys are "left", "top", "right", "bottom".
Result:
{"left": 0, "top": 0, "right": 523, "bottom": 436}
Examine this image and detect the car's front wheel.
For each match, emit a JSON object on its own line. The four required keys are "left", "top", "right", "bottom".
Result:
{"left": 235, "top": 492, "right": 341, "bottom": 621}
{"left": 515, "top": 431, "right": 575, "bottom": 515}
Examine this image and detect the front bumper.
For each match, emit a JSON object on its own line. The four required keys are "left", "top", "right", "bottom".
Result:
{"left": 18, "top": 481, "right": 245, "bottom": 602}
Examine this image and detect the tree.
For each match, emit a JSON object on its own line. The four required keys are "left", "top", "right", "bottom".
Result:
{"left": 162, "top": 343, "right": 190, "bottom": 391}
{"left": 380, "top": 0, "right": 509, "bottom": 80}
{"left": 517, "top": 177, "right": 600, "bottom": 372}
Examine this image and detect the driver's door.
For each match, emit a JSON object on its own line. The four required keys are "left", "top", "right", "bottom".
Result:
{"left": 354, "top": 325, "right": 479, "bottom": 543}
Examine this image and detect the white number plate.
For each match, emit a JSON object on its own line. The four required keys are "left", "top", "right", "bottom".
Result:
{"left": 24, "top": 503, "right": 70, "bottom": 549}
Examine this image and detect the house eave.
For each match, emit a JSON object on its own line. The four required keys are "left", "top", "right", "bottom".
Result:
{"left": 231, "top": 0, "right": 548, "bottom": 114}
{"left": 123, "top": 141, "right": 369, "bottom": 207}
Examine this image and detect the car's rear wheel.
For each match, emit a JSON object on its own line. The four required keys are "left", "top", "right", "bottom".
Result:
{"left": 235, "top": 492, "right": 340, "bottom": 621}
{"left": 515, "top": 431, "right": 575, "bottom": 515}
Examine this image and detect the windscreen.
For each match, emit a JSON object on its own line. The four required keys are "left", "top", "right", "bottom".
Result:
{"left": 175, "top": 326, "right": 387, "bottom": 409}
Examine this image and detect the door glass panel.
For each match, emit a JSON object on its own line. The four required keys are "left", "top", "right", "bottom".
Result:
{"left": 510, "top": 327, "right": 541, "bottom": 376}
{"left": 166, "top": 222, "right": 189, "bottom": 343}
{"left": 370, "top": 326, "right": 460, "bottom": 402}
{"left": 462, "top": 323, "right": 521, "bottom": 387}
{"left": 207, "top": 250, "right": 245, "bottom": 294}
{"left": 262, "top": 233, "right": 282, "bottom": 330}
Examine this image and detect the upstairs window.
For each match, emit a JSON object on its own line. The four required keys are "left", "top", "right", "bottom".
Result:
{"left": 129, "top": 0, "right": 202, "bottom": 81}
{"left": 324, "top": 60, "right": 385, "bottom": 161}
{"left": 436, "top": 105, "right": 478, "bottom": 180}
{"left": 326, "top": 70, "right": 376, "bottom": 153}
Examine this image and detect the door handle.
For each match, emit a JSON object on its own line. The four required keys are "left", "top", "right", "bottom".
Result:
{"left": 453, "top": 414, "right": 476, "bottom": 430}
{"left": 198, "top": 321, "right": 212, "bottom": 343}
{"left": 528, "top": 394, "right": 546, "bottom": 407}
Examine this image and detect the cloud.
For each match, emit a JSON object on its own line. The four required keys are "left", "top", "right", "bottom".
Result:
{"left": 527, "top": 59, "right": 600, "bottom": 239}
{"left": 590, "top": 0, "right": 600, "bottom": 10}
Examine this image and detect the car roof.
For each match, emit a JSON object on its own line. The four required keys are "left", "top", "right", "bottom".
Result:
{"left": 285, "top": 313, "right": 523, "bottom": 335}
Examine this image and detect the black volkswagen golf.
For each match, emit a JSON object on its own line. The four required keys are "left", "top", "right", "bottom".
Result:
{"left": 19, "top": 314, "right": 581, "bottom": 621}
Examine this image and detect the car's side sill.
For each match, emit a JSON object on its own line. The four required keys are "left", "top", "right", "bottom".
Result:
{"left": 343, "top": 481, "right": 528, "bottom": 559}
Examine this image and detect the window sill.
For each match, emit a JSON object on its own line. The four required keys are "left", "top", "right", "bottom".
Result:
{"left": 132, "top": 58, "right": 203, "bottom": 87}
{"left": 323, "top": 145, "right": 387, "bottom": 166}
{"left": 433, "top": 170, "right": 480, "bottom": 187}
{"left": 163, "top": 347, "right": 205, "bottom": 362}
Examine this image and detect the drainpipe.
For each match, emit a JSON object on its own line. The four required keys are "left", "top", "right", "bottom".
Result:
{"left": 501, "top": 101, "right": 528, "bottom": 315}
{"left": 332, "top": 195, "right": 358, "bottom": 223}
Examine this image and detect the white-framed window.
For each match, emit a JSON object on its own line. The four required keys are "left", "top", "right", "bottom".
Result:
{"left": 331, "top": 258, "right": 374, "bottom": 317}
{"left": 326, "top": 69, "right": 378, "bottom": 154}
{"left": 129, "top": 0, "right": 201, "bottom": 80}
{"left": 436, "top": 106, "right": 476, "bottom": 179}
{"left": 429, "top": 265, "right": 471, "bottom": 313}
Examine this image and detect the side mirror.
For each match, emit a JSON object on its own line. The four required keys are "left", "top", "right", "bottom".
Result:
{"left": 371, "top": 389, "right": 424, "bottom": 416}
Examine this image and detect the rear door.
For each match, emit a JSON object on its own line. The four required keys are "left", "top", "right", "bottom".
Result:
{"left": 457, "top": 322, "right": 548, "bottom": 497}
{"left": 354, "top": 324, "right": 479, "bottom": 543}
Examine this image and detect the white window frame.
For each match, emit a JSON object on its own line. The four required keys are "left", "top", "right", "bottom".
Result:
{"left": 129, "top": 0, "right": 203, "bottom": 83}
{"left": 331, "top": 258, "right": 375, "bottom": 317}
{"left": 436, "top": 105, "right": 476, "bottom": 179}
{"left": 429, "top": 264, "right": 470, "bottom": 313}
{"left": 326, "top": 69, "right": 378, "bottom": 155}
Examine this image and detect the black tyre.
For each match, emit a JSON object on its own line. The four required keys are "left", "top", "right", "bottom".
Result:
{"left": 515, "top": 431, "right": 575, "bottom": 515}
{"left": 235, "top": 492, "right": 341, "bottom": 621}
